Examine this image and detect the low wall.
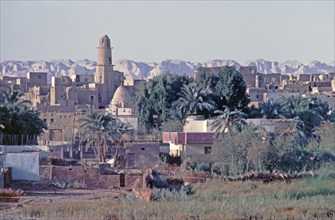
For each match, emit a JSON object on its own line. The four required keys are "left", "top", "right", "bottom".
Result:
{"left": 40, "top": 165, "right": 143, "bottom": 189}
{"left": 4, "top": 153, "right": 40, "bottom": 180}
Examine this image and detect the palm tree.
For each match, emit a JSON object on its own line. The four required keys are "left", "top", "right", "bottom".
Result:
{"left": 172, "top": 84, "right": 215, "bottom": 117}
{"left": 24, "top": 108, "right": 47, "bottom": 144}
{"left": 2, "top": 87, "right": 31, "bottom": 108}
{"left": 0, "top": 87, "right": 47, "bottom": 145}
{"left": 79, "top": 110, "right": 116, "bottom": 162}
{"left": 259, "top": 99, "right": 285, "bottom": 119}
{"left": 79, "top": 110, "right": 133, "bottom": 164}
{"left": 280, "top": 95, "right": 328, "bottom": 136}
{"left": 302, "top": 96, "right": 329, "bottom": 120}
{"left": 211, "top": 106, "right": 247, "bottom": 139}
{"left": 279, "top": 95, "right": 305, "bottom": 118}
{"left": 110, "top": 119, "right": 133, "bottom": 167}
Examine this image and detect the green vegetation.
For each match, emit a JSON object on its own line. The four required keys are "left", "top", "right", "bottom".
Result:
{"left": 213, "top": 120, "right": 335, "bottom": 174}
{"left": 211, "top": 107, "right": 247, "bottom": 139}
{"left": 196, "top": 66, "right": 250, "bottom": 111}
{"left": 21, "top": 164, "right": 335, "bottom": 219}
{"left": 135, "top": 66, "right": 251, "bottom": 131}
{"left": 308, "top": 121, "right": 335, "bottom": 156}
{"left": 134, "top": 67, "right": 334, "bottom": 178}
{"left": 258, "top": 98, "right": 286, "bottom": 119}
{"left": 253, "top": 95, "right": 330, "bottom": 136}
{"left": 135, "top": 73, "right": 189, "bottom": 130}
{"left": 172, "top": 83, "right": 215, "bottom": 117}
{"left": 79, "top": 110, "right": 133, "bottom": 163}
{"left": 0, "top": 88, "right": 47, "bottom": 145}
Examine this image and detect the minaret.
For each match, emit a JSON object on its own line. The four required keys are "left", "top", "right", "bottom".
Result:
{"left": 94, "top": 34, "right": 113, "bottom": 90}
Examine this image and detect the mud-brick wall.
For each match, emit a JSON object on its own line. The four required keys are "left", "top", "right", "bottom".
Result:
{"left": 125, "top": 174, "right": 144, "bottom": 188}
{"left": 40, "top": 165, "right": 52, "bottom": 179}
{"left": 40, "top": 165, "right": 143, "bottom": 189}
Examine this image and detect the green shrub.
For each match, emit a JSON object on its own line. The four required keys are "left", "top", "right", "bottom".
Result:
{"left": 197, "top": 162, "right": 211, "bottom": 173}
{"left": 152, "top": 185, "right": 193, "bottom": 202}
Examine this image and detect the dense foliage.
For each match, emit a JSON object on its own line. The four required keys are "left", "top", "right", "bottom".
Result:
{"left": 252, "top": 95, "right": 330, "bottom": 137}
{"left": 136, "top": 67, "right": 251, "bottom": 131}
{"left": 195, "top": 66, "right": 250, "bottom": 111}
{"left": 79, "top": 110, "right": 133, "bottom": 164}
{"left": 209, "top": 92, "right": 334, "bottom": 175}
{"left": 213, "top": 119, "right": 335, "bottom": 175}
{"left": 172, "top": 83, "right": 215, "bottom": 117}
{"left": 135, "top": 73, "right": 189, "bottom": 130}
{"left": 0, "top": 88, "right": 47, "bottom": 145}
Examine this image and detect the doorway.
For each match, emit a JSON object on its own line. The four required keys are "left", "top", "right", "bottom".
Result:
{"left": 120, "top": 174, "right": 125, "bottom": 187}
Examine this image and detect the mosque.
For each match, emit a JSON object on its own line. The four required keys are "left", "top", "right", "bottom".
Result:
{"left": 0, "top": 35, "right": 139, "bottom": 144}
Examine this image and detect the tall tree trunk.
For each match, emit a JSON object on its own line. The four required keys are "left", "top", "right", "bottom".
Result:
{"left": 99, "top": 141, "right": 106, "bottom": 163}
{"left": 102, "top": 143, "right": 106, "bottom": 163}
{"left": 99, "top": 144, "right": 103, "bottom": 162}
{"left": 113, "top": 143, "right": 119, "bottom": 167}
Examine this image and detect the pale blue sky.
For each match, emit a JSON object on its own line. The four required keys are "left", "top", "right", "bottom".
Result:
{"left": 1, "top": 1, "right": 334, "bottom": 64}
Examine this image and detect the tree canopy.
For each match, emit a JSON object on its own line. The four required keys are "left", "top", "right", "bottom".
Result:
{"left": 195, "top": 66, "right": 250, "bottom": 111}
{"left": 172, "top": 84, "right": 215, "bottom": 117}
{"left": 79, "top": 110, "right": 133, "bottom": 163}
{"left": 135, "top": 73, "right": 189, "bottom": 130}
{"left": 0, "top": 88, "right": 47, "bottom": 145}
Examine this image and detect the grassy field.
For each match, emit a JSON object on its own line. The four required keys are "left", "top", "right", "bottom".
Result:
{"left": 16, "top": 164, "right": 335, "bottom": 220}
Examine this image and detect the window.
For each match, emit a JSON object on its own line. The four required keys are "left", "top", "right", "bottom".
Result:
{"left": 141, "top": 148, "right": 145, "bottom": 151}
{"left": 38, "top": 75, "right": 41, "bottom": 79}
{"left": 204, "top": 147, "right": 212, "bottom": 154}
{"left": 256, "top": 95, "right": 259, "bottom": 99}
{"left": 50, "top": 119, "right": 54, "bottom": 123}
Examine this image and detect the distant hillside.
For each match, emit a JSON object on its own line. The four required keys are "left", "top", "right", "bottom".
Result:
{"left": 1, "top": 59, "right": 334, "bottom": 82}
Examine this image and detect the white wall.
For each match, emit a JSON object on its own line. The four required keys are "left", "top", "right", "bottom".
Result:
{"left": 4, "top": 153, "right": 40, "bottom": 181}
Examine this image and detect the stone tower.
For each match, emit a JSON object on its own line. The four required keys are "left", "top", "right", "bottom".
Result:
{"left": 94, "top": 35, "right": 126, "bottom": 108}
{"left": 95, "top": 34, "right": 113, "bottom": 89}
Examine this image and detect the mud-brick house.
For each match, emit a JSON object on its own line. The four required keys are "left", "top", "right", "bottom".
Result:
{"left": 125, "top": 142, "right": 161, "bottom": 169}
{"left": 246, "top": 119, "right": 293, "bottom": 134}
{"left": 162, "top": 116, "right": 294, "bottom": 164}
{"left": 162, "top": 116, "right": 216, "bottom": 163}
{"left": 162, "top": 132, "right": 215, "bottom": 163}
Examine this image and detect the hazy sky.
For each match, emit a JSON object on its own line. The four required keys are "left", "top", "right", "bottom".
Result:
{"left": 1, "top": 1, "right": 334, "bottom": 64}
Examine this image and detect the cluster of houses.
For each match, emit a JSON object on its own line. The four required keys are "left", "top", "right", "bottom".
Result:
{"left": 0, "top": 35, "right": 335, "bottom": 185}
